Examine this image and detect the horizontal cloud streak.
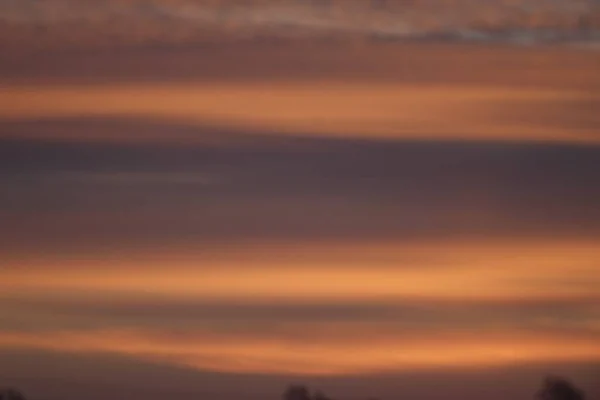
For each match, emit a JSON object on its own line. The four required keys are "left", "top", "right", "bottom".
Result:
{"left": 1, "top": 127, "right": 599, "bottom": 257}
{"left": 1, "top": 328, "right": 599, "bottom": 375}
{"left": 2, "top": 294, "right": 599, "bottom": 337}
{"left": 3, "top": 42, "right": 599, "bottom": 92}
{"left": 3, "top": 240, "right": 599, "bottom": 300}
{"left": 1, "top": 0, "right": 599, "bottom": 50}
{"left": 2, "top": 232, "right": 598, "bottom": 375}
{"left": 0, "top": 25, "right": 598, "bottom": 400}
{"left": 1, "top": 83, "right": 598, "bottom": 144}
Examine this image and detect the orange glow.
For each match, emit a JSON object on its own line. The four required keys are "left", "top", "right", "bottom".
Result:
{"left": 1, "top": 239, "right": 598, "bottom": 302}
{"left": 0, "top": 83, "right": 598, "bottom": 144}
{"left": 0, "top": 328, "right": 598, "bottom": 375}
{"left": 1, "top": 22, "right": 599, "bottom": 399}
{"left": 3, "top": 238, "right": 598, "bottom": 374}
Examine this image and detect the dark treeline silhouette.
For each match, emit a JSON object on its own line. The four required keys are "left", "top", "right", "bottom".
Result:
{"left": 283, "top": 385, "right": 340, "bottom": 400}
{"left": 0, "top": 375, "right": 589, "bottom": 400}
{"left": 283, "top": 376, "right": 588, "bottom": 400}
{"left": 0, "top": 388, "right": 27, "bottom": 400}
{"left": 538, "top": 376, "right": 586, "bottom": 400}
{"left": 284, "top": 385, "right": 312, "bottom": 400}
{"left": 284, "top": 385, "right": 335, "bottom": 400}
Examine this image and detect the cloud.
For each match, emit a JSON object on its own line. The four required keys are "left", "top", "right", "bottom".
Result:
{"left": 1, "top": 293, "right": 599, "bottom": 337}
{"left": 1, "top": 83, "right": 598, "bottom": 144}
{"left": 1, "top": 233, "right": 598, "bottom": 376}
{"left": 1, "top": 347, "right": 598, "bottom": 400}
{"left": 1, "top": 238, "right": 599, "bottom": 305}
{"left": 1, "top": 125, "right": 599, "bottom": 254}
{"left": 1, "top": 0, "right": 598, "bottom": 49}
{"left": 1, "top": 327, "right": 599, "bottom": 376}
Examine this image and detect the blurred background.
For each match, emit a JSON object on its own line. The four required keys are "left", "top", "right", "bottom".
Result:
{"left": 0, "top": 1, "right": 599, "bottom": 400}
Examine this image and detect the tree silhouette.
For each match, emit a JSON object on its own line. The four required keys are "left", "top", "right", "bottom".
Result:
{"left": 0, "top": 388, "right": 27, "bottom": 400}
{"left": 284, "top": 385, "right": 311, "bottom": 400}
{"left": 314, "top": 390, "right": 334, "bottom": 400}
{"left": 537, "top": 376, "right": 585, "bottom": 400}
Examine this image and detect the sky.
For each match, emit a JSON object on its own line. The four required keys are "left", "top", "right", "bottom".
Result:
{"left": 0, "top": 2, "right": 600, "bottom": 400}
{"left": 1, "top": 0, "right": 600, "bottom": 51}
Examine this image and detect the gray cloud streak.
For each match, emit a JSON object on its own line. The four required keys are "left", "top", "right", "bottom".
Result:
{"left": 1, "top": 293, "right": 599, "bottom": 336}
{"left": 1, "top": 121, "right": 599, "bottom": 253}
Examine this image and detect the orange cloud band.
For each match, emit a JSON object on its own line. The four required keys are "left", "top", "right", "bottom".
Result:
{"left": 0, "top": 328, "right": 598, "bottom": 375}
{"left": 1, "top": 83, "right": 598, "bottom": 144}
{"left": 2, "top": 239, "right": 598, "bottom": 302}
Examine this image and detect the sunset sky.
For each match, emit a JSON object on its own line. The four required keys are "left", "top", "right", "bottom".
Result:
{"left": 1, "top": 2, "right": 599, "bottom": 400}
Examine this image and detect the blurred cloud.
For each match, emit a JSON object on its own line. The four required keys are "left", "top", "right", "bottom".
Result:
{"left": 1, "top": 83, "right": 598, "bottom": 144}
{"left": 2, "top": 239, "right": 599, "bottom": 300}
{"left": 1, "top": 126, "right": 599, "bottom": 255}
{"left": 0, "top": 327, "right": 599, "bottom": 375}
{"left": 1, "top": 347, "right": 598, "bottom": 400}
{"left": 1, "top": 292, "right": 599, "bottom": 336}
{"left": 0, "top": 22, "right": 599, "bottom": 400}
{"left": 1, "top": 0, "right": 599, "bottom": 50}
